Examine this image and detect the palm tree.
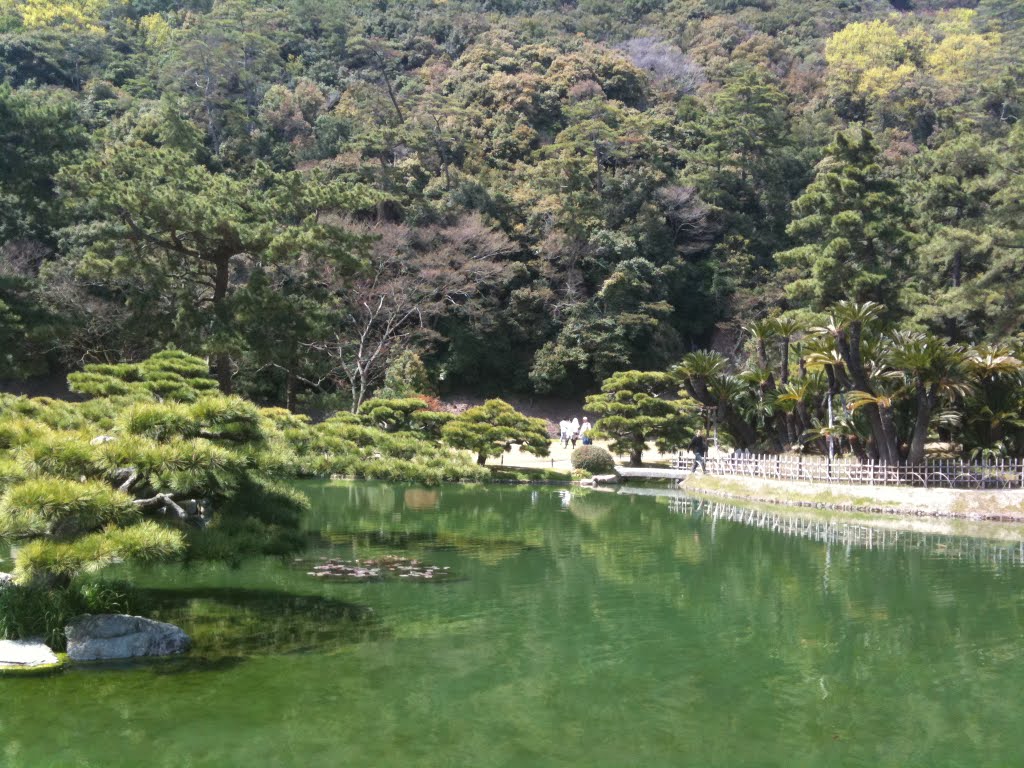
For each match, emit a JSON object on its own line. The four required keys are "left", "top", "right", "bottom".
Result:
{"left": 961, "top": 344, "right": 1024, "bottom": 457}
{"left": 810, "top": 301, "right": 900, "bottom": 463}
{"left": 744, "top": 319, "right": 778, "bottom": 371}
{"left": 771, "top": 316, "right": 803, "bottom": 385}
{"left": 887, "top": 331, "right": 972, "bottom": 464}
{"left": 673, "top": 351, "right": 758, "bottom": 448}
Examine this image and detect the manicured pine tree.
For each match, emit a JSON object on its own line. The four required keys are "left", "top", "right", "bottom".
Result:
{"left": 441, "top": 400, "right": 550, "bottom": 466}
{"left": 584, "top": 370, "right": 692, "bottom": 467}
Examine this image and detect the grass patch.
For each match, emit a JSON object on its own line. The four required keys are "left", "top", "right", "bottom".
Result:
{"left": 0, "top": 580, "right": 145, "bottom": 651}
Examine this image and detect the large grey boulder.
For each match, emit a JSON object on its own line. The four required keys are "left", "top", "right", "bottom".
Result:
{"left": 65, "top": 614, "right": 191, "bottom": 662}
{"left": 0, "top": 639, "right": 60, "bottom": 669}
{"left": 0, "top": 572, "right": 13, "bottom": 587}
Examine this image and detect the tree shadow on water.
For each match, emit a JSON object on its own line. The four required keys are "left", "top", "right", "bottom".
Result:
{"left": 132, "top": 587, "right": 388, "bottom": 662}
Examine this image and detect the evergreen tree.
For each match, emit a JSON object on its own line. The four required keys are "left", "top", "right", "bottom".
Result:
{"left": 584, "top": 370, "right": 692, "bottom": 466}
{"left": 57, "top": 132, "right": 378, "bottom": 392}
{"left": 776, "top": 128, "right": 914, "bottom": 312}
{"left": 441, "top": 399, "right": 550, "bottom": 466}
{"left": 903, "top": 134, "right": 1003, "bottom": 340}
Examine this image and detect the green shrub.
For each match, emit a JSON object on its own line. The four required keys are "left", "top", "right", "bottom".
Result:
{"left": 571, "top": 445, "right": 616, "bottom": 474}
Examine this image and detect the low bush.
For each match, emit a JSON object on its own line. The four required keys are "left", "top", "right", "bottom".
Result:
{"left": 571, "top": 445, "right": 616, "bottom": 474}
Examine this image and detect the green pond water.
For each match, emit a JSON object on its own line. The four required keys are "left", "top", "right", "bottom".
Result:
{"left": 6, "top": 481, "right": 1024, "bottom": 767}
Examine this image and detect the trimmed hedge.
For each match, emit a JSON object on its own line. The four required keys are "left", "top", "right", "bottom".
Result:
{"left": 571, "top": 445, "right": 615, "bottom": 474}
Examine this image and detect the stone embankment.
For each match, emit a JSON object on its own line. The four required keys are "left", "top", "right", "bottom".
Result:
{"left": 679, "top": 474, "right": 1024, "bottom": 520}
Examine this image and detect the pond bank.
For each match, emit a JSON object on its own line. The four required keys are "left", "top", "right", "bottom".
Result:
{"left": 678, "top": 474, "right": 1024, "bottom": 521}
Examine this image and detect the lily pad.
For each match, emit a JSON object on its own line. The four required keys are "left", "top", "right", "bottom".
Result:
{"left": 307, "top": 556, "right": 455, "bottom": 583}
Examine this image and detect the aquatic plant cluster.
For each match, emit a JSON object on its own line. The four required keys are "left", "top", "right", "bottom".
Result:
{"left": 307, "top": 556, "right": 455, "bottom": 582}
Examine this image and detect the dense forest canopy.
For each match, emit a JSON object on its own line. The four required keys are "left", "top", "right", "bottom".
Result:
{"left": 0, "top": 0, "right": 1021, "bottom": 412}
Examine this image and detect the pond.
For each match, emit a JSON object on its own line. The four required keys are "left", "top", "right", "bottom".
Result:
{"left": 5, "top": 480, "right": 1024, "bottom": 767}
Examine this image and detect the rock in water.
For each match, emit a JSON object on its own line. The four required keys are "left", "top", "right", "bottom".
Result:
{"left": 0, "top": 639, "right": 60, "bottom": 668}
{"left": 65, "top": 614, "right": 191, "bottom": 662}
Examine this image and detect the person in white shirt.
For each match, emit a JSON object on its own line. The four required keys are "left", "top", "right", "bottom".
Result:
{"left": 559, "top": 419, "right": 571, "bottom": 448}
{"left": 579, "top": 417, "right": 592, "bottom": 445}
{"left": 569, "top": 417, "right": 580, "bottom": 449}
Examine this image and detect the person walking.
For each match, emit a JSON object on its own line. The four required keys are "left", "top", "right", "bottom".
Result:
{"left": 569, "top": 417, "right": 580, "bottom": 450}
{"left": 579, "top": 417, "right": 592, "bottom": 446}
{"left": 559, "top": 419, "right": 571, "bottom": 448}
{"left": 689, "top": 432, "right": 708, "bottom": 474}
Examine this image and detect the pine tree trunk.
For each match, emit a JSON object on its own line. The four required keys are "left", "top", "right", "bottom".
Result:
{"left": 286, "top": 370, "right": 296, "bottom": 412}
{"left": 212, "top": 257, "right": 233, "bottom": 395}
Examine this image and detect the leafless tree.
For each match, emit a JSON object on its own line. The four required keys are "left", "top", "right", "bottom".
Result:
{"left": 656, "top": 185, "right": 717, "bottom": 253}
{"left": 619, "top": 38, "right": 706, "bottom": 95}
{"left": 311, "top": 214, "right": 516, "bottom": 410}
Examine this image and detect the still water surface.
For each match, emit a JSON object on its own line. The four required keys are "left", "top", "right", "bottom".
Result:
{"left": 5, "top": 481, "right": 1024, "bottom": 767}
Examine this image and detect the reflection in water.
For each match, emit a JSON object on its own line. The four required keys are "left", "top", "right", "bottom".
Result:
{"left": 402, "top": 488, "right": 440, "bottom": 510}
{"left": 667, "top": 495, "right": 1024, "bottom": 567}
{"left": 6, "top": 480, "right": 1024, "bottom": 768}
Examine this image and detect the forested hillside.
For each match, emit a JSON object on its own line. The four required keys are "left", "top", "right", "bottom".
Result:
{"left": 0, "top": 0, "right": 1021, "bottom": 409}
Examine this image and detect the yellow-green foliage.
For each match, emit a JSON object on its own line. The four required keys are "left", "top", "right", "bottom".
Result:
{"left": 0, "top": 353, "right": 497, "bottom": 591}
{"left": 69, "top": 349, "right": 220, "bottom": 404}
{"left": 13, "top": 521, "right": 184, "bottom": 583}
{"left": 190, "top": 397, "right": 264, "bottom": 443}
{"left": 826, "top": 10, "right": 1003, "bottom": 116}
{"left": 0, "top": 478, "right": 138, "bottom": 539}
{"left": 0, "top": 0, "right": 121, "bottom": 33}
{"left": 299, "top": 412, "right": 488, "bottom": 484}
{"left": 357, "top": 397, "right": 453, "bottom": 438}
{"left": 119, "top": 401, "right": 196, "bottom": 441}
{"left": 17, "top": 429, "right": 99, "bottom": 478}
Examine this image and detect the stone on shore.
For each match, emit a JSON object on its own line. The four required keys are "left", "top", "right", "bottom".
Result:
{"left": 65, "top": 614, "right": 191, "bottom": 662}
{"left": 0, "top": 572, "right": 13, "bottom": 587}
{"left": 0, "top": 639, "right": 61, "bottom": 670}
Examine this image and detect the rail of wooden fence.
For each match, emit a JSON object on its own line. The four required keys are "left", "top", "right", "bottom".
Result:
{"left": 671, "top": 452, "right": 1024, "bottom": 489}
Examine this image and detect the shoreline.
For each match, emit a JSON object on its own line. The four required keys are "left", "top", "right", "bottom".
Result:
{"left": 676, "top": 474, "right": 1024, "bottom": 522}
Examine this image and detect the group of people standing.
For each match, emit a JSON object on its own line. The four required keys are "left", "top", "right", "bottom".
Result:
{"left": 559, "top": 417, "right": 592, "bottom": 449}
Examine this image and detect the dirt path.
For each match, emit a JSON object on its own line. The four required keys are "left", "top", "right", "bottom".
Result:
{"left": 498, "top": 439, "right": 676, "bottom": 471}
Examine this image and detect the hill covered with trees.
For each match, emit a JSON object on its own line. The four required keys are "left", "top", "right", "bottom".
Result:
{"left": 0, "top": 0, "right": 1021, "bottom": 410}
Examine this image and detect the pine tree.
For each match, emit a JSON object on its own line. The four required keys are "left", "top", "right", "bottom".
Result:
{"left": 776, "top": 128, "right": 914, "bottom": 312}
{"left": 584, "top": 370, "right": 692, "bottom": 466}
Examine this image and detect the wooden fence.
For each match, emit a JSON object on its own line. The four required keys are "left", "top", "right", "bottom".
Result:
{"left": 671, "top": 451, "right": 1024, "bottom": 489}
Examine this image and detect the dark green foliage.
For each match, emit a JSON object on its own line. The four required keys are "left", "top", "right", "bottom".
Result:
{"left": 0, "top": 83, "right": 86, "bottom": 241}
{"left": 570, "top": 445, "right": 616, "bottom": 474}
{"left": 776, "top": 129, "right": 913, "bottom": 312}
{"left": 441, "top": 399, "right": 551, "bottom": 466}
{"left": 0, "top": 0, "right": 1020, "bottom": 412}
{"left": 585, "top": 371, "right": 693, "bottom": 466}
